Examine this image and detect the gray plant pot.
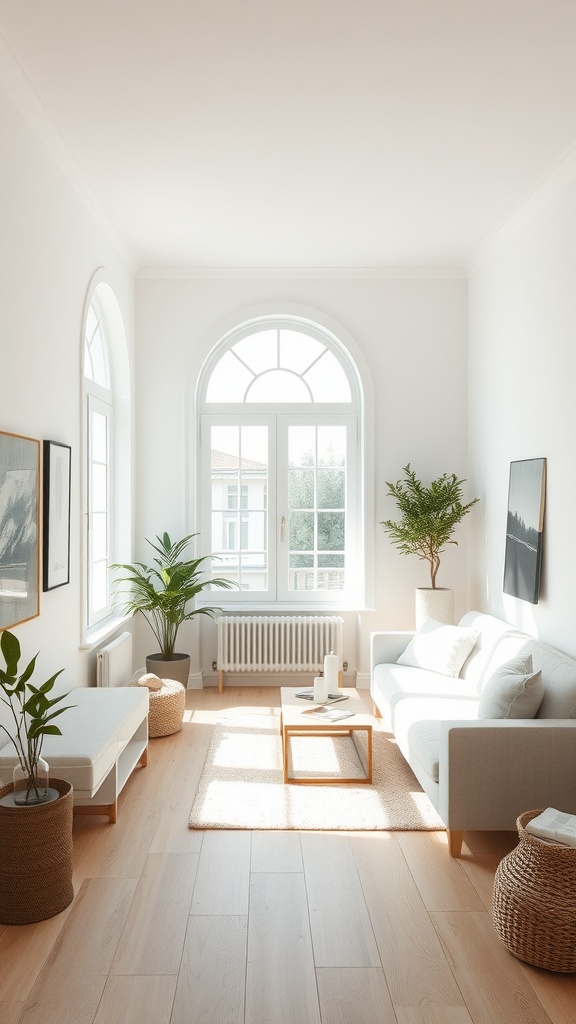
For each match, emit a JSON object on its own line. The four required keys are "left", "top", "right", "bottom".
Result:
{"left": 145, "top": 653, "right": 190, "bottom": 688}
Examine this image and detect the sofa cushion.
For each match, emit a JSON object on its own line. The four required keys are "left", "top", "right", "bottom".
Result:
{"left": 372, "top": 663, "right": 480, "bottom": 731}
{"left": 397, "top": 619, "right": 479, "bottom": 677}
{"left": 393, "top": 696, "right": 480, "bottom": 782}
{"left": 477, "top": 656, "right": 544, "bottom": 719}
{"left": 458, "top": 612, "right": 521, "bottom": 687}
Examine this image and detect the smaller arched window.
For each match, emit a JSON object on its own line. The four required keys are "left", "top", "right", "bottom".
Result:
{"left": 199, "top": 318, "right": 361, "bottom": 605}
{"left": 82, "top": 277, "right": 131, "bottom": 638}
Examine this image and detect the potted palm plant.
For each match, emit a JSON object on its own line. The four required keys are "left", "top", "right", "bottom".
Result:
{"left": 112, "top": 532, "right": 233, "bottom": 686}
{"left": 0, "top": 629, "right": 75, "bottom": 924}
{"left": 380, "top": 464, "right": 479, "bottom": 626}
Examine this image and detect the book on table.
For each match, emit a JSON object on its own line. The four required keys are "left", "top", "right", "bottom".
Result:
{"left": 524, "top": 807, "right": 576, "bottom": 847}
{"left": 294, "top": 690, "right": 349, "bottom": 703}
{"left": 302, "top": 706, "right": 355, "bottom": 722}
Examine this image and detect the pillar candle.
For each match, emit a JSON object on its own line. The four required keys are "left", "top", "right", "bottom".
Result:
{"left": 313, "top": 674, "right": 328, "bottom": 703}
{"left": 324, "top": 650, "right": 339, "bottom": 691}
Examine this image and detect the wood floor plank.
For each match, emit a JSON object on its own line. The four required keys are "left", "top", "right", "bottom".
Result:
{"left": 458, "top": 831, "right": 517, "bottom": 911}
{"left": 301, "top": 833, "right": 380, "bottom": 968}
{"left": 350, "top": 833, "right": 463, "bottom": 1009}
{"left": 18, "top": 876, "right": 137, "bottom": 1024}
{"left": 395, "top": 1009, "right": 474, "bottom": 1024}
{"left": 316, "top": 967, "right": 396, "bottom": 1023}
{"left": 90, "top": 758, "right": 173, "bottom": 879}
{"left": 191, "top": 830, "right": 251, "bottom": 915}
{"left": 431, "top": 910, "right": 554, "bottom": 1024}
{"left": 111, "top": 853, "right": 199, "bottom": 975}
{"left": 246, "top": 872, "right": 321, "bottom": 1024}
{"left": 171, "top": 915, "right": 247, "bottom": 1024}
{"left": 93, "top": 976, "right": 177, "bottom": 1024}
{"left": 0, "top": 1001, "right": 25, "bottom": 1024}
{"left": 250, "top": 830, "right": 302, "bottom": 872}
{"left": 519, "top": 963, "right": 576, "bottom": 1024}
{"left": 397, "top": 831, "right": 485, "bottom": 912}
{"left": 148, "top": 723, "right": 212, "bottom": 855}
{"left": 0, "top": 905, "right": 75, "bottom": 1003}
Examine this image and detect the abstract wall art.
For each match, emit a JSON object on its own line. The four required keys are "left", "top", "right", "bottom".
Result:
{"left": 503, "top": 458, "right": 546, "bottom": 604}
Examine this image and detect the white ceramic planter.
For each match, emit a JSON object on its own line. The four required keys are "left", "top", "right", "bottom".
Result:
{"left": 415, "top": 588, "right": 454, "bottom": 628}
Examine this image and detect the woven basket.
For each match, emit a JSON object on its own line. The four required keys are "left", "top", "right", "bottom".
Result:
{"left": 147, "top": 679, "right": 186, "bottom": 737}
{"left": 493, "top": 808, "right": 576, "bottom": 972}
{"left": 0, "top": 778, "right": 74, "bottom": 925}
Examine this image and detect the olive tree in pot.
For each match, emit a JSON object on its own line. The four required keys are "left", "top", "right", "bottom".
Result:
{"left": 380, "top": 464, "right": 479, "bottom": 627}
{"left": 112, "top": 532, "right": 234, "bottom": 686}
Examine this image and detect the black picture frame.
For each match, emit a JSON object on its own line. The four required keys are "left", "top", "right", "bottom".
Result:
{"left": 0, "top": 430, "right": 41, "bottom": 628}
{"left": 43, "top": 440, "right": 71, "bottom": 591}
{"left": 503, "top": 458, "right": 546, "bottom": 604}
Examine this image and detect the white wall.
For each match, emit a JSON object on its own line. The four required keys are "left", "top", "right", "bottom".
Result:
{"left": 0, "top": 85, "right": 135, "bottom": 696}
{"left": 135, "top": 274, "right": 469, "bottom": 682}
{"left": 468, "top": 173, "right": 576, "bottom": 655}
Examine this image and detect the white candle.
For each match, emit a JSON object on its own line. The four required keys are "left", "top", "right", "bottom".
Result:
{"left": 324, "top": 650, "right": 339, "bottom": 691}
{"left": 313, "top": 674, "right": 328, "bottom": 703}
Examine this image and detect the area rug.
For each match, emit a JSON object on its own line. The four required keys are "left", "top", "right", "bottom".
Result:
{"left": 188, "top": 708, "right": 444, "bottom": 831}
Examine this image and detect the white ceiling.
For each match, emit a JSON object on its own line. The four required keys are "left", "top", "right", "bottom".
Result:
{"left": 1, "top": 1, "right": 576, "bottom": 271}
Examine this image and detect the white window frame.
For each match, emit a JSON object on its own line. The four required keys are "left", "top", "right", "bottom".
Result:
{"left": 198, "top": 316, "right": 364, "bottom": 608}
{"left": 81, "top": 274, "right": 133, "bottom": 645}
{"left": 86, "top": 391, "right": 112, "bottom": 627}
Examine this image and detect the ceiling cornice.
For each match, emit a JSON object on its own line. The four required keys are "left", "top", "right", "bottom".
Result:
{"left": 136, "top": 266, "right": 467, "bottom": 281}
{"left": 467, "top": 139, "right": 576, "bottom": 275}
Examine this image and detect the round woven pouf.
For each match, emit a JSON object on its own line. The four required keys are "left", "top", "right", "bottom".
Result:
{"left": 147, "top": 679, "right": 186, "bottom": 738}
{"left": 493, "top": 809, "right": 576, "bottom": 972}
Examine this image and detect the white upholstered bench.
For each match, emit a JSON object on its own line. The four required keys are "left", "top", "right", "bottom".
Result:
{"left": 0, "top": 687, "right": 149, "bottom": 824}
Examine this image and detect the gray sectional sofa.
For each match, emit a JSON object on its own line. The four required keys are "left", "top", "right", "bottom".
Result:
{"left": 370, "top": 611, "right": 576, "bottom": 856}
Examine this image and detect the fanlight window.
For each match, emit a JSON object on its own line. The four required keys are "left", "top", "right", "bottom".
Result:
{"left": 205, "top": 329, "right": 351, "bottom": 404}
{"left": 84, "top": 303, "right": 110, "bottom": 389}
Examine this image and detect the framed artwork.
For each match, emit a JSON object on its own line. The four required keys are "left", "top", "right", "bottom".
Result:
{"left": 42, "top": 440, "right": 71, "bottom": 591}
{"left": 0, "top": 430, "right": 40, "bottom": 628}
{"left": 503, "top": 458, "right": 546, "bottom": 604}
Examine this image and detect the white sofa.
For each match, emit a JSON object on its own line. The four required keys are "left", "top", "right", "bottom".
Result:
{"left": 0, "top": 687, "right": 149, "bottom": 823}
{"left": 370, "top": 611, "right": 576, "bottom": 856}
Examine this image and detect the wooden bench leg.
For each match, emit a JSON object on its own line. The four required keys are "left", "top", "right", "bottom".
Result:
{"left": 73, "top": 802, "right": 117, "bottom": 824}
{"left": 138, "top": 744, "right": 148, "bottom": 768}
{"left": 447, "top": 830, "right": 464, "bottom": 857}
{"left": 373, "top": 702, "right": 382, "bottom": 719}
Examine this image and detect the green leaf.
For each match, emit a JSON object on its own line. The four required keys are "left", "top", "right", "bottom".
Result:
{"left": 1, "top": 630, "right": 20, "bottom": 676}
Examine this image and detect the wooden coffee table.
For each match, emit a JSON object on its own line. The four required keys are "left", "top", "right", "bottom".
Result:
{"left": 279, "top": 687, "right": 373, "bottom": 785}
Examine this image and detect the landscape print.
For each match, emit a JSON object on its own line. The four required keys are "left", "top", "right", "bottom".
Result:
{"left": 503, "top": 458, "right": 546, "bottom": 604}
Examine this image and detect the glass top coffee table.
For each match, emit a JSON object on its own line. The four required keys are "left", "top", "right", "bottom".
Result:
{"left": 279, "top": 687, "right": 373, "bottom": 785}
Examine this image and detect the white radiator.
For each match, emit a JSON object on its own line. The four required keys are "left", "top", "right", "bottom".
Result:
{"left": 96, "top": 631, "right": 133, "bottom": 687}
{"left": 217, "top": 615, "right": 343, "bottom": 675}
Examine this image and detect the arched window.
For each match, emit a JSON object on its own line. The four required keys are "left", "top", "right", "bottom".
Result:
{"left": 82, "top": 276, "right": 132, "bottom": 638}
{"left": 199, "top": 317, "right": 363, "bottom": 605}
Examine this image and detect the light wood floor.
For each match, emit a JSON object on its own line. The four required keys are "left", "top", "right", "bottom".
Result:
{"left": 1, "top": 686, "right": 575, "bottom": 1024}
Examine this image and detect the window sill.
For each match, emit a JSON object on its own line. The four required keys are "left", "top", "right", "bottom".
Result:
{"left": 81, "top": 614, "right": 132, "bottom": 651}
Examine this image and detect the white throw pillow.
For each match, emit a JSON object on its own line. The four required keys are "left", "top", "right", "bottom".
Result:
{"left": 477, "top": 655, "right": 544, "bottom": 719}
{"left": 397, "top": 619, "right": 479, "bottom": 678}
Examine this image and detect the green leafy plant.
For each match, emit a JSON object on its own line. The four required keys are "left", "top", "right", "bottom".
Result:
{"left": 112, "top": 532, "right": 234, "bottom": 661}
{"left": 380, "top": 464, "right": 479, "bottom": 589}
{"left": 0, "top": 630, "right": 72, "bottom": 801}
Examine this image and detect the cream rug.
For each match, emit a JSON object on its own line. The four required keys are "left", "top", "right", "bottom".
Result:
{"left": 188, "top": 708, "right": 444, "bottom": 832}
